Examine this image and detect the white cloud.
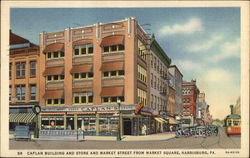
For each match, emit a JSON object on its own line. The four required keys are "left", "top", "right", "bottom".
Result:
{"left": 174, "top": 59, "right": 202, "bottom": 72}
{"left": 208, "top": 38, "right": 240, "bottom": 62}
{"left": 159, "top": 18, "right": 203, "bottom": 35}
{"left": 202, "top": 68, "right": 231, "bottom": 83}
{"left": 187, "top": 34, "right": 223, "bottom": 53}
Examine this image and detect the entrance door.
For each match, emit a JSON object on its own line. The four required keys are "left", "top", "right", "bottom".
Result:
{"left": 66, "top": 117, "right": 74, "bottom": 130}
{"left": 123, "top": 118, "right": 132, "bottom": 135}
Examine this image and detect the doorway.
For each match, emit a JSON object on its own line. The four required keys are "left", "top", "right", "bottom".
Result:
{"left": 123, "top": 118, "right": 132, "bottom": 135}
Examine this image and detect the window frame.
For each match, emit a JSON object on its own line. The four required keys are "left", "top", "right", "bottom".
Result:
{"left": 30, "top": 61, "right": 36, "bottom": 77}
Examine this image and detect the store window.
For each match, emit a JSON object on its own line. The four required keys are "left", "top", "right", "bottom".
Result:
{"left": 16, "top": 85, "right": 25, "bottom": 101}
{"left": 74, "top": 43, "right": 94, "bottom": 56}
{"left": 46, "top": 51, "right": 64, "bottom": 60}
{"left": 73, "top": 92, "right": 93, "bottom": 104}
{"left": 73, "top": 72, "right": 93, "bottom": 80}
{"left": 103, "top": 70, "right": 124, "bottom": 78}
{"left": 30, "top": 84, "right": 36, "bottom": 101}
{"left": 30, "top": 61, "right": 36, "bottom": 77}
{"left": 102, "top": 96, "right": 124, "bottom": 103}
{"left": 16, "top": 62, "right": 26, "bottom": 78}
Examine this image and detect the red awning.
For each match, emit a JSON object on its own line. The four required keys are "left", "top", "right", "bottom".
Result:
{"left": 100, "top": 86, "right": 124, "bottom": 97}
{"left": 100, "top": 35, "right": 124, "bottom": 46}
{"left": 70, "top": 65, "right": 92, "bottom": 73}
{"left": 101, "top": 61, "right": 124, "bottom": 71}
{"left": 73, "top": 39, "right": 93, "bottom": 46}
{"left": 43, "top": 90, "right": 64, "bottom": 99}
{"left": 43, "top": 43, "right": 64, "bottom": 53}
{"left": 43, "top": 67, "right": 64, "bottom": 76}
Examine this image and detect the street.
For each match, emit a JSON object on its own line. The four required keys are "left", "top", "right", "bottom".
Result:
{"left": 10, "top": 127, "right": 240, "bottom": 149}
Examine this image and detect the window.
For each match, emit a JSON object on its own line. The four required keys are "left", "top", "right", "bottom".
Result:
{"left": 46, "top": 98, "right": 64, "bottom": 106}
{"left": 73, "top": 92, "right": 93, "bottom": 104}
{"left": 137, "top": 88, "right": 147, "bottom": 106}
{"left": 151, "top": 73, "right": 153, "bottom": 88}
{"left": 30, "top": 61, "right": 36, "bottom": 77}
{"left": 103, "top": 70, "right": 124, "bottom": 78}
{"left": 46, "top": 51, "right": 64, "bottom": 59}
{"left": 137, "top": 65, "right": 147, "bottom": 83}
{"left": 46, "top": 74, "right": 64, "bottom": 81}
{"left": 74, "top": 43, "right": 94, "bottom": 56}
{"left": 138, "top": 40, "right": 146, "bottom": 60}
{"left": 73, "top": 72, "right": 93, "bottom": 80}
{"left": 16, "top": 62, "right": 26, "bottom": 78}
{"left": 16, "top": 85, "right": 25, "bottom": 101}
{"left": 9, "top": 86, "right": 12, "bottom": 101}
{"left": 9, "top": 63, "right": 12, "bottom": 79}
{"left": 102, "top": 96, "right": 124, "bottom": 103}
{"left": 103, "top": 44, "right": 124, "bottom": 53}
{"left": 30, "top": 84, "right": 36, "bottom": 101}
{"left": 154, "top": 76, "right": 156, "bottom": 89}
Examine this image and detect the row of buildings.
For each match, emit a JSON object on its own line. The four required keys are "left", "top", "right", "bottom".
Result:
{"left": 9, "top": 17, "right": 212, "bottom": 136}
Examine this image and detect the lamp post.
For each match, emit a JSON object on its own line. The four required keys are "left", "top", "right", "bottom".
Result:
{"left": 117, "top": 99, "right": 121, "bottom": 141}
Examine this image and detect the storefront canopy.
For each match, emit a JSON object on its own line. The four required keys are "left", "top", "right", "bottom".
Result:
{"left": 43, "top": 67, "right": 64, "bottom": 76}
{"left": 9, "top": 113, "right": 36, "bottom": 123}
{"left": 100, "top": 35, "right": 124, "bottom": 46}
{"left": 154, "top": 117, "right": 168, "bottom": 124}
{"left": 100, "top": 86, "right": 124, "bottom": 97}
{"left": 70, "top": 65, "right": 92, "bottom": 73}
{"left": 101, "top": 61, "right": 124, "bottom": 71}
{"left": 43, "top": 90, "right": 64, "bottom": 99}
{"left": 43, "top": 43, "right": 64, "bottom": 53}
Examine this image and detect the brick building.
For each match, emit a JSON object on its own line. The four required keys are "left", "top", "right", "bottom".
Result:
{"left": 9, "top": 30, "right": 40, "bottom": 129}
{"left": 182, "top": 79, "right": 200, "bottom": 123}
{"left": 38, "top": 18, "right": 171, "bottom": 136}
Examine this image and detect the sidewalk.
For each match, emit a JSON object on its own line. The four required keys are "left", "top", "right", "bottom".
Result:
{"left": 10, "top": 132, "right": 176, "bottom": 141}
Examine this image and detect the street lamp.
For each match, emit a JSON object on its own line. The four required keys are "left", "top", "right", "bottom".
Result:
{"left": 117, "top": 99, "right": 121, "bottom": 141}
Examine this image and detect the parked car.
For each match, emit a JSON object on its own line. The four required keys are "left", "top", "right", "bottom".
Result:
{"left": 14, "top": 125, "right": 31, "bottom": 141}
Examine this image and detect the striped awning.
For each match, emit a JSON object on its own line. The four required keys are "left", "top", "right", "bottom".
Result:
{"left": 154, "top": 117, "right": 168, "bottom": 124}
{"left": 9, "top": 113, "right": 36, "bottom": 123}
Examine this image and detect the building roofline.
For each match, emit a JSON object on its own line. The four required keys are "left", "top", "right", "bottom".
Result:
{"left": 169, "top": 65, "right": 183, "bottom": 77}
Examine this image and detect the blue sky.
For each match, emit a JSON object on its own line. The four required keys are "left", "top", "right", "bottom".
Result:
{"left": 10, "top": 8, "right": 241, "bottom": 120}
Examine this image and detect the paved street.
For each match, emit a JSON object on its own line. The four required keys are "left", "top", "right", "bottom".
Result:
{"left": 10, "top": 127, "right": 240, "bottom": 149}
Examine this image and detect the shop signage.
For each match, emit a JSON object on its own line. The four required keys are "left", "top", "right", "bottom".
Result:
{"left": 135, "top": 103, "right": 143, "bottom": 114}
{"left": 41, "top": 104, "right": 137, "bottom": 113}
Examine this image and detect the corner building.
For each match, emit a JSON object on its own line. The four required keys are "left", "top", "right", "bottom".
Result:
{"left": 39, "top": 18, "right": 159, "bottom": 136}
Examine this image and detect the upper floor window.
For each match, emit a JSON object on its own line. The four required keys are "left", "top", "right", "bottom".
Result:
{"left": 103, "top": 44, "right": 124, "bottom": 53}
{"left": 137, "top": 65, "right": 147, "bottom": 83}
{"left": 46, "top": 51, "right": 64, "bottom": 60}
{"left": 46, "top": 74, "right": 64, "bottom": 82}
{"left": 73, "top": 72, "right": 93, "bottom": 80}
{"left": 73, "top": 92, "right": 93, "bottom": 104}
{"left": 30, "top": 84, "right": 36, "bottom": 101}
{"left": 137, "top": 88, "right": 147, "bottom": 106}
{"left": 16, "top": 62, "right": 25, "bottom": 78}
{"left": 74, "top": 43, "right": 93, "bottom": 56}
{"left": 138, "top": 40, "right": 146, "bottom": 60}
{"left": 102, "top": 96, "right": 124, "bottom": 104}
{"left": 30, "top": 61, "right": 36, "bottom": 77}
{"left": 103, "top": 70, "right": 124, "bottom": 78}
{"left": 46, "top": 98, "right": 65, "bottom": 106}
{"left": 16, "top": 84, "right": 25, "bottom": 101}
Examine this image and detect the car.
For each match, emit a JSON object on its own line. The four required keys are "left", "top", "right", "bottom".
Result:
{"left": 14, "top": 125, "right": 31, "bottom": 141}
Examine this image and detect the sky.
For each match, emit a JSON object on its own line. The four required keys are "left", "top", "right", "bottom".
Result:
{"left": 10, "top": 8, "right": 241, "bottom": 120}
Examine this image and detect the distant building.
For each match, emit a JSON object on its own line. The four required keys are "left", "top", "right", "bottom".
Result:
{"left": 168, "top": 65, "right": 183, "bottom": 116}
{"left": 182, "top": 79, "right": 199, "bottom": 119}
{"left": 233, "top": 97, "right": 240, "bottom": 115}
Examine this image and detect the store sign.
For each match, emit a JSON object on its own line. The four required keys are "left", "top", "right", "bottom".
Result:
{"left": 41, "top": 104, "right": 137, "bottom": 113}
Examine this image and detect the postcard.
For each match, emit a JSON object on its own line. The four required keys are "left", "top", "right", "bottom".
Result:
{"left": 1, "top": 1, "right": 249, "bottom": 157}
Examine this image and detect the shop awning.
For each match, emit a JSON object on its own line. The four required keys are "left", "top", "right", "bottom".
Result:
{"left": 9, "top": 113, "right": 36, "bottom": 123}
{"left": 72, "top": 88, "right": 92, "bottom": 93}
{"left": 154, "top": 117, "right": 168, "bottom": 124}
{"left": 100, "top": 35, "right": 124, "bottom": 46}
{"left": 100, "top": 86, "right": 124, "bottom": 97}
{"left": 70, "top": 65, "right": 92, "bottom": 73}
{"left": 43, "top": 90, "right": 64, "bottom": 99}
{"left": 43, "top": 43, "right": 64, "bottom": 53}
{"left": 43, "top": 67, "right": 64, "bottom": 76}
{"left": 101, "top": 61, "right": 124, "bottom": 71}
{"left": 168, "top": 117, "right": 177, "bottom": 124}
{"left": 73, "top": 39, "right": 92, "bottom": 46}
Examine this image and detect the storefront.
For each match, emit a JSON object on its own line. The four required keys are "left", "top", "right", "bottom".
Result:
{"left": 39, "top": 104, "right": 156, "bottom": 136}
